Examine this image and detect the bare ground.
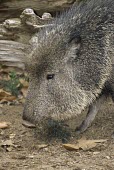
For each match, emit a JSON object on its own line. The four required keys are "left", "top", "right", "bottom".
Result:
{"left": 0, "top": 99, "right": 114, "bottom": 170}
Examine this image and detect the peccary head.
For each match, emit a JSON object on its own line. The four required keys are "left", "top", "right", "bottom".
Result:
{"left": 23, "top": 0, "right": 113, "bottom": 126}
{"left": 23, "top": 33, "right": 85, "bottom": 124}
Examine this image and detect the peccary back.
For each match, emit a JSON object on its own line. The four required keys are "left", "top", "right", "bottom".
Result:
{"left": 22, "top": 0, "right": 114, "bottom": 127}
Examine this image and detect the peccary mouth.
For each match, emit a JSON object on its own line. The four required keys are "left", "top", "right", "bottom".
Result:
{"left": 22, "top": 120, "right": 36, "bottom": 128}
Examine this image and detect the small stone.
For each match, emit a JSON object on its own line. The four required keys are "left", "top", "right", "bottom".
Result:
{"left": 93, "top": 152, "right": 100, "bottom": 155}
{"left": 43, "top": 147, "right": 48, "bottom": 152}
{"left": 106, "top": 156, "right": 110, "bottom": 159}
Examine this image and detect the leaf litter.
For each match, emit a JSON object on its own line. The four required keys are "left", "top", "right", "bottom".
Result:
{"left": 63, "top": 138, "right": 108, "bottom": 151}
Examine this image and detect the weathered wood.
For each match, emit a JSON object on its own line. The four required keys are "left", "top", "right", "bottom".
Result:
{"left": 0, "top": 8, "right": 54, "bottom": 69}
{"left": 0, "top": 40, "right": 30, "bottom": 69}
{"left": 0, "top": 8, "right": 53, "bottom": 43}
{"left": 0, "top": 0, "right": 77, "bottom": 69}
{"left": 0, "top": 0, "right": 75, "bottom": 22}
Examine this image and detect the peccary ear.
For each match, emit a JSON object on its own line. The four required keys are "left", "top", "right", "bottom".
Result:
{"left": 68, "top": 34, "right": 81, "bottom": 44}
{"left": 65, "top": 34, "right": 81, "bottom": 62}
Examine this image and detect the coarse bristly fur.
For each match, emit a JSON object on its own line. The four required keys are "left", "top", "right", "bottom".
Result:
{"left": 23, "top": 0, "right": 114, "bottom": 125}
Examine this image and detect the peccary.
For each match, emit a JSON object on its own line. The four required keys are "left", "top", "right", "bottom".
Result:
{"left": 22, "top": 0, "right": 114, "bottom": 134}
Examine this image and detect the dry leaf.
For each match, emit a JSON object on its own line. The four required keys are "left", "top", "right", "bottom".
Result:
{"left": 0, "top": 89, "right": 11, "bottom": 97}
{"left": 63, "top": 139, "right": 107, "bottom": 151}
{"left": 0, "top": 89, "right": 16, "bottom": 101}
{"left": 0, "top": 96, "right": 16, "bottom": 102}
{"left": 19, "top": 78, "right": 29, "bottom": 87}
{"left": 21, "top": 87, "right": 28, "bottom": 97}
{"left": 63, "top": 144, "right": 79, "bottom": 151}
{"left": 0, "top": 122, "right": 10, "bottom": 129}
{"left": 19, "top": 98, "right": 26, "bottom": 104}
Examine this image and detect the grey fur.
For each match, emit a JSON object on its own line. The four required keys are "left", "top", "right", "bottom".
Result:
{"left": 23, "top": 0, "right": 114, "bottom": 131}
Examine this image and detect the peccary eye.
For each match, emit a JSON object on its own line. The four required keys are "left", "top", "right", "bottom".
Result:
{"left": 47, "top": 74, "right": 55, "bottom": 80}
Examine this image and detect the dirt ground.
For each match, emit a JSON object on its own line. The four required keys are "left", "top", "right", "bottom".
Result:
{"left": 0, "top": 99, "right": 114, "bottom": 170}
